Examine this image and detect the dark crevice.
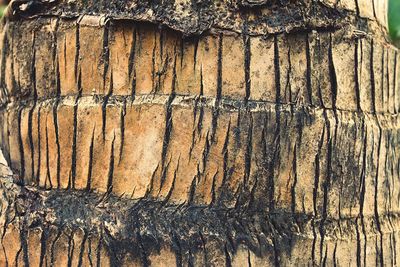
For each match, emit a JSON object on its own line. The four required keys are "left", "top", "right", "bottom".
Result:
{"left": 86, "top": 126, "right": 96, "bottom": 191}
{"left": 106, "top": 134, "right": 116, "bottom": 192}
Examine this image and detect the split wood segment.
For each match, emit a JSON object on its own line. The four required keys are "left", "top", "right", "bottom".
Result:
{"left": 0, "top": 0, "right": 399, "bottom": 266}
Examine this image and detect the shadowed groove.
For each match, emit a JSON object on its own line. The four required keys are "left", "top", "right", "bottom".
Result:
{"left": 355, "top": 38, "right": 362, "bottom": 111}
{"left": 374, "top": 121, "right": 385, "bottom": 266}
{"left": 159, "top": 49, "right": 177, "bottom": 191}
{"left": 70, "top": 75, "right": 81, "bottom": 189}
{"left": 86, "top": 126, "right": 95, "bottom": 191}
{"left": 35, "top": 106, "right": 41, "bottom": 184}
{"left": 39, "top": 228, "right": 48, "bottom": 267}
{"left": 45, "top": 120, "right": 52, "bottom": 189}
{"left": 77, "top": 231, "right": 88, "bottom": 267}
{"left": 306, "top": 33, "right": 313, "bottom": 105}
{"left": 17, "top": 106, "right": 25, "bottom": 181}
{"left": 328, "top": 33, "right": 338, "bottom": 110}
{"left": 106, "top": 133, "right": 116, "bottom": 191}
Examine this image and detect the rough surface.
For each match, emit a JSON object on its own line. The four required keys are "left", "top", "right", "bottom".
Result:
{"left": 2, "top": 148, "right": 400, "bottom": 266}
{"left": 0, "top": 0, "right": 399, "bottom": 266}
{"left": 1, "top": 0, "right": 390, "bottom": 36}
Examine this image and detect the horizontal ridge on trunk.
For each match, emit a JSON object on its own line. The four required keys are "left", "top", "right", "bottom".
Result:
{"left": 2, "top": 0, "right": 390, "bottom": 36}
{"left": 0, "top": 19, "right": 397, "bottom": 112}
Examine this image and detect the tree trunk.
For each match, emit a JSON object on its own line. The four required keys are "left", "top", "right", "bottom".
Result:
{"left": 0, "top": 0, "right": 398, "bottom": 266}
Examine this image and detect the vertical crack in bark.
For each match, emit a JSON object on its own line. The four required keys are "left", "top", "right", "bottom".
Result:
{"left": 267, "top": 34, "right": 282, "bottom": 213}
{"left": 102, "top": 23, "right": 110, "bottom": 93}
{"left": 386, "top": 49, "right": 390, "bottom": 114}
{"left": 157, "top": 28, "right": 164, "bottom": 94}
{"left": 14, "top": 246, "right": 22, "bottom": 266}
{"left": 272, "top": 237, "right": 280, "bottom": 267}
{"left": 370, "top": 40, "right": 377, "bottom": 113}
{"left": 151, "top": 30, "right": 157, "bottom": 93}
{"left": 159, "top": 50, "right": 177, "bottom": 192}
{"left": 220, "top": 119, "right": 231, "bottom": 192}
{"left": 39, "top": 227, "right": 48, "bottom": 267}
{"left": 188, "top": 170, "right": 198, "bottom": 205}
{"left": 106, "top": 133, "right": 116, "bottom": 192}
{"left": 102, "top": 24, "right": 112, "bottom": 143}
{"left": 95, "top": 235, "right": 102, "bottom": 267}
{"left": 27, "top": 103, "right": 36, "bottom": 183}
{"left": 291, "top": 145, "right": 298, "bottom": 217}
{"left": 118, "top": 98, "right": 126, "bottom": 165}
{"left": 374, "top": 120, "right": 384, "bottom": 266}
{"left": 359, "top": 120, "right": 368, "bottom": 267}
{"left": 210, "top": 33, "right": 223, "bottom": 145}
{"left": 77, "top": 230, "right": 88, "bottom": 267}
{"left": 45, "top": 120, "right": 53, "bottom": 189}
{"left": 17, "top": 106, "right": 25, "bottom": 182}
{"left": 70, "top": 20, "right": 82, "bottom": 189}
{"left": 354, "top": 0, "right": 360, "bottom": 16}
{"left": 243, "top": 22, "right": 251, "bottom": 103}
{"left": 53, "top": 99, "right": 61, "bottom": 189}
{"left": 67, "top": 230, "right": 75, "bottom": 267}
{"left": 74, "top": 22, "right": 80, "bottom": 89}
{"left": 244, "top": 113, "right": 253, "bottom": 189}
{"left": 286, "top": 42, "right": 292, "bottom": 106}
{"left": 50, "top": 229, "right": 62, "bottom": 267}
{"left": 70, "top": 71, "right": 81, "bottom": 189}
{"left": 193, "top": 38, "right": 199, "bottom": 72}
{"left": 328, "top": 33, "right": 338, "bottom": 111}
{"left": 86, "top": 125, "right": 95, "bottom": 191}
{"left": 274, "top": 35, "right": 281, "bottom": 105}
{"left": 20, "top": 220, "right": 30, "bottom": 267}
{"left": 319, "top": 110, "right": 332, "bottom": 266}
{"left": 244, "top": 113, "right": 255, "bottom": 208}
{"left": 224, "top": 243, "right": 232, "bottom": 267}
{"left": 87, "top": 236, "right": 94, "bottom": 267}
{"left": 316, "top": 35, "right": 325, "bottom": 109}
{"left": 372, "top": 0, "right": 378, "bottom": 26}
{"left": 165, "top": 155, "right": 179, "bottom": 204}
{"left": 28, "top": 30, "right": 37, "bottom": 183}
{"left": 355, "top": 38, "right": 361, "bottom": 112}
{"left": 129, "top": 28, "right": 137, "bottom": 100}
{"left": 209, "top": 170, "right": 218, "bottom": 207}
{"left": 0, "top": 25, "right": 9, "bottom": 103}
{"left": 305, "top": 33, "right": 313, "bottom": 105}
{"left": 36, "top": 106, "right": 42, "bottom": 185}
{"left": 53, "top": 19, "right": 61, "bottom": 189}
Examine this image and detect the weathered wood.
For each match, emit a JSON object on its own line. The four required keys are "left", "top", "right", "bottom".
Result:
{"left": 0, "top": 0, "right": 399, "bottom": 266}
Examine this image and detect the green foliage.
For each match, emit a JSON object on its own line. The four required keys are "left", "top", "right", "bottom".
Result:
{"left": 0, "top": 5, "right": 5, "bottom": 18}
{"left": 389, "top": 0, "right": 400, "bottom": 41}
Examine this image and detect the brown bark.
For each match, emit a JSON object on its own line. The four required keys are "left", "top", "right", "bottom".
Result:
{"left": 0, "top": 0, "right": 398, "bottom": 266}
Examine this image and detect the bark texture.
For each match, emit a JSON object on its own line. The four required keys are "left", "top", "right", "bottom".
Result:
{"left": 0, "top": 0, "right": 399, "bottom": 266}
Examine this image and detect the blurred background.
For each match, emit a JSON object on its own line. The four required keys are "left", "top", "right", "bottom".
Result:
{"left": 390, "top": 0, "right": 400, "bottom": 45}
{"left": 0, "top": 0, "right": 398, "bottom": 44}
{"left": 0, "top": 0, "right": 7, "bottom": 18}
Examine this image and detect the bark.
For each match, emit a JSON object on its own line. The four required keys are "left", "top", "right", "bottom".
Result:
{"left": 0, "top": 0, "right": 398, "bottom": 266}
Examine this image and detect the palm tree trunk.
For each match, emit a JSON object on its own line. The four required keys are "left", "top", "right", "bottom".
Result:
{"left": 0, "top": 0, "right": 398, "bottom": 266}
